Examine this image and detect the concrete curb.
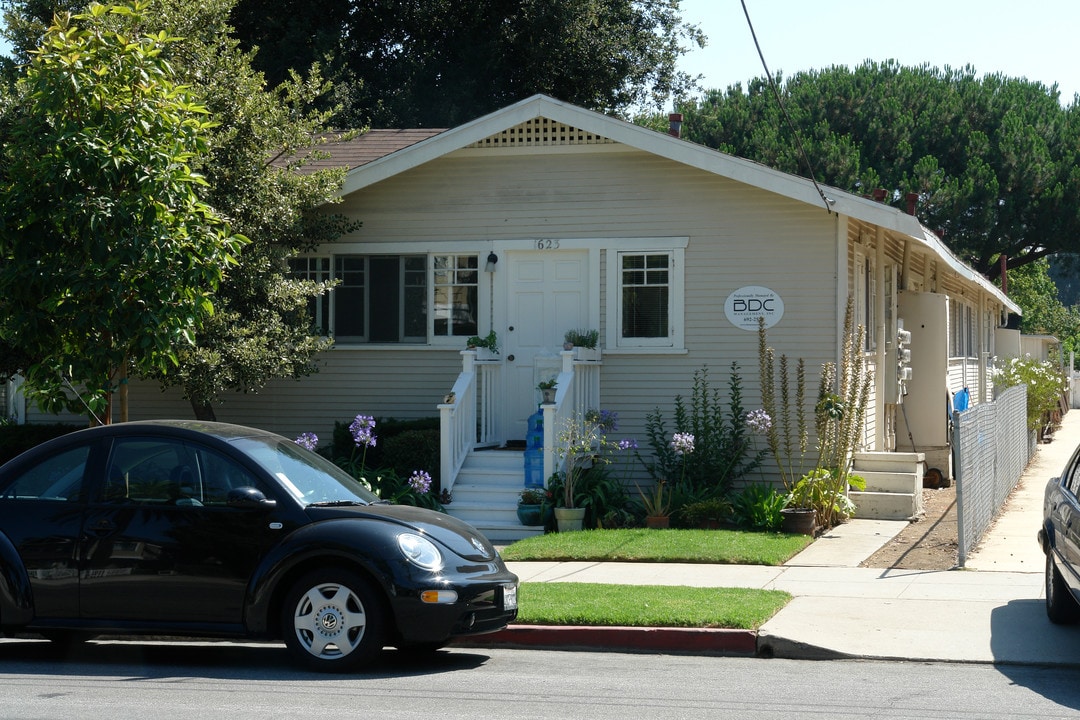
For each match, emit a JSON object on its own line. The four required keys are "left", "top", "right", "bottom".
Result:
{"left": 452, "top": 624, "right": 758, "bottom": 656}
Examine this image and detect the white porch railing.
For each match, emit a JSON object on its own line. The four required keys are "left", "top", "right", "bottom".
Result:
{"left": 542, "top": 350, "right": 601, "bottom": 488}
{"left": 439, "top": 348, "right": 600, "bottom": 494}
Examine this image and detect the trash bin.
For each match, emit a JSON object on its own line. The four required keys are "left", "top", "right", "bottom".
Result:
{"left": 524, "top": 410, "right": 544, "bottom": 487}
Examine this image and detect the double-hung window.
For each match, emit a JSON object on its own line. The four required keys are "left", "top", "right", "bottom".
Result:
{"left": 608, "top": 241, "right": 684, "bottom": 350}
{"left": 289, "top": 253, "right": 479, "bottom": 344}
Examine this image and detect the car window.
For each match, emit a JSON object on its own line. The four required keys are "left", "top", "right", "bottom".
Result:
{"left": 102, "top": 438, "right": 199, "bottom": 505}
{"left": 0, "top": 445, "right": 90, "bottom": 502}
{"left": 230, "top": 436, "right": 379, "bottom": 505}
{"left": 1066, "top": 452, "right": 1080, "bottom": 498}
{"left": 191, "top": 446, "right": 268, "bottom": 506}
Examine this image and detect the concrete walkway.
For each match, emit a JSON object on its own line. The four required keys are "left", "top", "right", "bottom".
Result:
{"left": 485, "top": 410, "right": 1080, "bottom": 666}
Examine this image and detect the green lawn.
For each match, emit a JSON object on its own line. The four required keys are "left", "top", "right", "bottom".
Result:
{"left": 500, "top": 528, "right": 809, "bottom": 629}
{"left": 516, "top": 582, "right": 791, "bottom": 629}
{"left": 501, "top": 528, "right": 813, "bottom": 566}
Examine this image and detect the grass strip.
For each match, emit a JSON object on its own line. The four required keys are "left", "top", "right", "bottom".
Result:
{"left": 515, "top": 582, "right": 791, "bottom": 629}
{"left": 501, "top": 528, "right": 812, "bottom": 566}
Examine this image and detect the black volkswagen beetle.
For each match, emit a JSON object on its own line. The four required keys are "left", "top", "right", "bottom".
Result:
{"left": 1039, "top": 442, "right": 1080, "bottom": 623}
{"left": 0, "top": 420, "right": 518, "bottom": 671}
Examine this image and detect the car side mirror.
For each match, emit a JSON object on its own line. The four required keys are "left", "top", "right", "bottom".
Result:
{"left": 227, "top": 486, "right": 277, "bottom": 510}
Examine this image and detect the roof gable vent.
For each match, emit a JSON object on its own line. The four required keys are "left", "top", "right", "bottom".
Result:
{"left": 469, "top": 117, "right": 616, "bottom": 148}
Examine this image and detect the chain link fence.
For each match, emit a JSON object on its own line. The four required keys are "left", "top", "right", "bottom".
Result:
{"left": 953, "top": 384, "right": 1034, "bottom": 566}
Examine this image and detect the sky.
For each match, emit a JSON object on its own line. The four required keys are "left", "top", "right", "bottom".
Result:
{"left": 677, "top": 0, "right": 1080, "bottom": 105}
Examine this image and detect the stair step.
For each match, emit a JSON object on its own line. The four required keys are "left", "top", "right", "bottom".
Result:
{"left": 856, "top": 470, "right": 920, "bottom": 494}
{"left": 853, "top": 451, "right": 925, "bottom": 474}
{"left": 850, "top": 490, "right": 922, "bottom": 520}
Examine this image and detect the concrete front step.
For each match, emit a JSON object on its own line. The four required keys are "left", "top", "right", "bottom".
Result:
{"left": 857, "top": 470, "right": 920, "bottom": 494}
{"left": 446, "top": 449, "right": 542, "bottom": 543}
{"left": 849, "top": 490, "right": 920, "bottom": 521}
{"left": 853, "top": 451, "right": 925, "bottom": 474}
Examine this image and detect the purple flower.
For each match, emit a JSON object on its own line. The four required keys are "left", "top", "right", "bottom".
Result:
{"left": 745, "top": 409, "right": 772, "bottom": 435}
{"left": 585, "top": 408, "right": 619, "bottom": 433}
{"left": 349, "top": 414, "right": 377, "bottom": 448}
{"left": 294, "top": 432, "right": 318, "bottom": 452}
{"left": 617, "top": 438, "right": 639, "bottom": 451}
{"left": 408, "top": 470, "right": 432, "bottom": 495}
{"left": 669, "top": 432, "right": 695, "bottom": 456}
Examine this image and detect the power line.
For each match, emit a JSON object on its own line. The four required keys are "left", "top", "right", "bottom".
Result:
{"left": 740, "top": 0, "right": 835, "bottom": 213}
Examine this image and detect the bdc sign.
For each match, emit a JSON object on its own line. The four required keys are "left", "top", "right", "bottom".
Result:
{"left": 725, "top": 286, "right": 784, "bottom": 330}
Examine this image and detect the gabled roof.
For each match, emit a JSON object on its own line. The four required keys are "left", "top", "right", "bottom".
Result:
{"left": 334, "top": 94, "right": 1018, "bottom": 313}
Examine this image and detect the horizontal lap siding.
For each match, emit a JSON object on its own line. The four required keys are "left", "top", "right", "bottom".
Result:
{"left": 30, "top": 147, "right": 842, "bottom": 478}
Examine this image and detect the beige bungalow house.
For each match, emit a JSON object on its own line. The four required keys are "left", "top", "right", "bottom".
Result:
{"left": 26, "top": 94, "right": 1020, "bottom": 539}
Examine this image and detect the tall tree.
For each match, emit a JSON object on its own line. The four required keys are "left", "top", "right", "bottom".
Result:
{"left": 229, "top": 0, "right": 706, "bottom": 127}
{"left": 672, "top": 61, "right": 1080, "bottom": 281}
{"left": 0, "top": 1, "right": 245, "bottom": 422}
{"left": 2, "top": 0, "right": 356, "bottom": 420}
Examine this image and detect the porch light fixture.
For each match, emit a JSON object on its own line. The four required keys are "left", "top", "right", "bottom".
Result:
{"left": 485, "top": 252, "right": 498, "bottom": 273}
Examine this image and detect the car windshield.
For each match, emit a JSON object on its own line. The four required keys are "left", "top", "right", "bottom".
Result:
{"left": 231, "top": 436, "right": 381, "bottom": 506}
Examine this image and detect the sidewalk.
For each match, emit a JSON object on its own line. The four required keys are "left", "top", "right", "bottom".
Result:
{"left": 476, "top": 411, "right": 1080, "bottom": 666}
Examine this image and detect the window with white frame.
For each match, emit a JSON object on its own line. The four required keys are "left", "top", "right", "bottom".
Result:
{"left": 289, "top": 257, "right": 331, "bottom": 335}
{"left": 949, "top": 298, "right": 976, "bottom": 358}
{"left": 289, "top": 253, "right": 477, "bottom": 344}
{"left": 620, "top": 252, "right": 670, "bottom": 342}
{"left": 433, "top": 255, "right": 479, "bottom": 338}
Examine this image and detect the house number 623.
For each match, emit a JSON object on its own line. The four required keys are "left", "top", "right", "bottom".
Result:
{"left": 535, "top": 239, "right": 561, "bottom": 250}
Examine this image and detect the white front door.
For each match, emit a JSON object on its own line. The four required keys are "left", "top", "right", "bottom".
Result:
{"left": 502, "top": 250, "right": 590, "bottom": 440}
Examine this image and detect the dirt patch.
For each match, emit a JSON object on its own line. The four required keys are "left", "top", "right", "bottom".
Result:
{"left": 860, "top": 484, "right": 959, "bottom": 570}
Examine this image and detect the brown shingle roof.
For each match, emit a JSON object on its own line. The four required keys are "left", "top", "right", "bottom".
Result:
{"left": 281, "top": 129, "right": 446, "bottom": 173}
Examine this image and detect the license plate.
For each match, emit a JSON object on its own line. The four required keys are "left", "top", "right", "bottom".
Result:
{"left": 503, "top": 584, "right": 518, "bottom": 610}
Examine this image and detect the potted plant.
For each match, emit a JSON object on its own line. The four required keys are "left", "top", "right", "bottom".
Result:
{"left": 563, "top": 328, "right": 600, "bottom": 360}
{"left": 538, "top": 378, "right": 557, "bottom": 404}
{"left": 637, "top": 479, "right": 672, "bottom": 529}
{"left": 517, "top": 487, "right": 546, "bottom": 526}
{"left": 781, "top": 468, "right": 826, "bottom": 535}
{"left": 465, "top": 330, "right": 499, "bottom": 357}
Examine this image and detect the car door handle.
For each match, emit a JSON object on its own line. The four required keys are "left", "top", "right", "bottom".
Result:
{"left": 88, "top": 519, "right": 117, "bottom": 534}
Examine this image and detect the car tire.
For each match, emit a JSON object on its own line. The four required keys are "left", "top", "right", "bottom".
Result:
{"left": 282, "top": 568, "right": 386, "bottom": 672}
{"left": 1046, "top": 552, "right": 1080, "bottom": 624}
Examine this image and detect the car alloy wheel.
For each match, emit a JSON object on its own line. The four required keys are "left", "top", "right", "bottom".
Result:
{"left": 283, "top": 568, "right": 385, "bottom": 671}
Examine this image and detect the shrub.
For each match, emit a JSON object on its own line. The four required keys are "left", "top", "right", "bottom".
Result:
{"left": 993, "top": 355, "right": 1066, "bottom": 432}
{"left": 638, "top": 363, "right": 763, "bottom": 500}
{"left": 731, "top": 484, "right": 787, "bottom": 531}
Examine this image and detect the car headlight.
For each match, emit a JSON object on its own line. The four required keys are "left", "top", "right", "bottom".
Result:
{"left": 397, "top": 533, "right": 443, "bottom": 571}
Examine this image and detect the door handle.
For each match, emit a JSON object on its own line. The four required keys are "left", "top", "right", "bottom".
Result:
{"left": 507, "top": 354, "right": 515, "bottom": 362}
{"left": 88, "top": 519, "right": 117, "bottom": 534}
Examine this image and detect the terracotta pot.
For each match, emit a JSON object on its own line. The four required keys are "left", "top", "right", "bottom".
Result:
{"left": 645, "top": 515, "right": 670, "bottom": 529}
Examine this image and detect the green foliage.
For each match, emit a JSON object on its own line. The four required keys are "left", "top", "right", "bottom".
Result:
{"left": 1006, "top": 258, "right": 1080, "bottom": 368}
{"left": 516, "top": 582, "right": 791, "bottom": 630}
{"left": 0, "top": 1, "right": 245, "bottom": 420}
{"left": 731, "top": 484, "right": 786, "bottom": 532}
{"left": 547, "top": 461, "right": 630, "bottom": 529}
{"left": 639, "top": 363, "right": 764, "bottom": 500}
{"left": 563, "top": 328, "right": 599, "bottom": 349}
{"left": 502, "top": 528, "right": 813, "bottom": 566}
{"left": 678, "top": 498, "right": 733, "bottom": 528}
{"left": 993, "top": 356, "right": 1066, "bottom": 431}
{"left": 757, "top": 300, "right": 872, "bottom": 529}
{"left": 0, "top": 423, "right": 81, "bottom": 465}
{"left": 669, "top": 61, "right": 1080, "bottom": 281}
{"left": 329, "top": 416, "right": 440, "bottom": 475}
{"left": 465, "top": 330, "right": 499, "bottom": 354}
{"left": 229, "top": 0, "right": 706, "bottom": 126}
{"left": 380, "top": 428, "right": 441, "bottom": 486}
{"left": 1, "top": 0, "right": 357, "bottom": 418}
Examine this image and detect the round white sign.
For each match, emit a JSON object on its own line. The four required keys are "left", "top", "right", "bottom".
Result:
{"left": 725, "top": 286, "right": 784, "bottom": 330}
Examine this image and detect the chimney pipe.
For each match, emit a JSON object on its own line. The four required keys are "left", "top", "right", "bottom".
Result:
{"left": 905, "top": 192, "right": 919, "bottom": 216}
{"left": 668, "top": 113, "right": 683, "bottom": 138}
{"left": 1000, "top": 254, "right": 1008, "bottom": 295}
{"left": 872, "top": 188, "right": 886, "bottom": 202}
